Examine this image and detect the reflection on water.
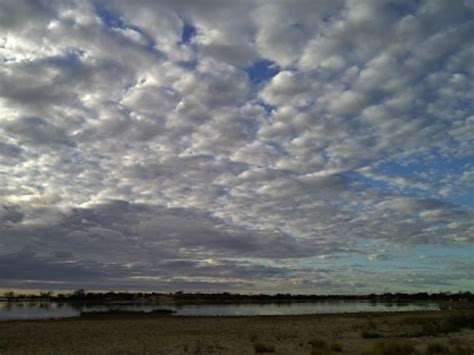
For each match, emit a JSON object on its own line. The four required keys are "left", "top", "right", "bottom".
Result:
{"left": 0, "top": 300, "right": 439, "bottom": 320}
{"left": 170, "top": 301, "right": 439, "bottom": 316}
{"left": 0, "top": 302, "right": 79, "bottom": 320}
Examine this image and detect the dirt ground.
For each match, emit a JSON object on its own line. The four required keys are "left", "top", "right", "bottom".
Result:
{"left": 0, "top": 310, "right": 473, "bottom": 354}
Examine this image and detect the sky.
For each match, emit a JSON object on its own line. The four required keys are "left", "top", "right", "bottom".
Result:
{"left": 0, "top": 0, "right": 473, "bottom": 295}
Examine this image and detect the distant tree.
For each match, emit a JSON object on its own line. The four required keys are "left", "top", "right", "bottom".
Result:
{"left": 73, "top": 289, "right": 86, "bottom": 298}
{"left": 4, "top": 291, "right": 15, "bottom": 301}
{"left": 40, "top": 291, "right": 53, "bottom": 299}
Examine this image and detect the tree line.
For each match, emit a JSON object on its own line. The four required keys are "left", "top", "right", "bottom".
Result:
{"left": 2, "top": 290, "right": 473, "bottom": 304}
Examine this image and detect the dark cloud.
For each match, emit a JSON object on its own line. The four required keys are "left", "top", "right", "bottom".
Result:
{"left": 3, "top": 116, "right": 75, "bottom": 147}
{"left": 0, "top": 142, "right": 23, "bottom": 159}
{"left": 0, "top": 249, "right": 103, "bottom": 282}
{"left": 0, "top": 205, "right": 24, "bottom": 224}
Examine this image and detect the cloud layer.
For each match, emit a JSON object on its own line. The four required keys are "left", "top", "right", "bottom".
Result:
{"left": 1, "top": 0, "right": 473, "bottom": 293}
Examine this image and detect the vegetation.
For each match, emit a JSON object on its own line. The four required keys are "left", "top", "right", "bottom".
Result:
{"left": 426, "top": 342, "right": 450, "bottom": 354}
{"left": 412, "top": 311, "right": 474, "bottom": 336}
{"left": 0, "top": 312, "right": 473, "bottom": 354}
{"left": 309, "top": 337, "right": 331, "bottom": 354}
{"left": 361, "top": 330, "right": 384, "bottom": 338}
{"left": 309, "top": 337, "right": 343, "bottom": 354}
{"left": 363, "top": 341, "right": 474, "bottom": 355}
{"left": 2, "top": 289, "right": 473, "bottom": 305}
{"left": 249, "top": 332, "right": 258, "bottom": 342}
{"left": 362, "top": 341, "right": 417, "bottom": 355}
{"left": 447, "top": 345, "right": 474, "bottom": 355}
{"left": 254, "top": 341, "right": 275, "bottom": 353}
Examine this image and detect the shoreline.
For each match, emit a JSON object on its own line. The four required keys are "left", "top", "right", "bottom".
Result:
{"left": 0, "top": 308, "right": 445, "bottom": 323}
{"left": 1, "top": 309, "right": 473, "bottom": 354}
{"left": 0, "top": 300, "right": 442, "bottom": 322}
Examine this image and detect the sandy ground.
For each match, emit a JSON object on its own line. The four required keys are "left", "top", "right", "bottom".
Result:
{"left": 0, "top": 310, "right": 473, "bottom": 354}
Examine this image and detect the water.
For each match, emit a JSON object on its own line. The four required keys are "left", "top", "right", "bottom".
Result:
{"left": 0, "top": 300, "right": 439, "bottom": 321}
{"left": 169, "top": 301, "right": 439, "bottom": 316}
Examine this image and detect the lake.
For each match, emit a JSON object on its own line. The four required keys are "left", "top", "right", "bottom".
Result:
{"left": 0, "top": 300, "right": 439, "bottom": 320}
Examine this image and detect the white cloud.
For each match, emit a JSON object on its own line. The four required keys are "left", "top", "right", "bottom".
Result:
{"left": 1, "top": 0, "right": 473, "bottom": 292}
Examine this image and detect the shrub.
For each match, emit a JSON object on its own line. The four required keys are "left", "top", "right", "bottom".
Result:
{"left": 363, "top": 341, "right": 416, "bottom": 355}
{"left": 0, "top": 339, "right": 8, "bottom": 352}
{"left": 445, "top": 312, "right": 474, "bottom": 329}
{"left": 449, "top": 345, "right": 473, "bottom": 355}
{"left": 361, "top": 330, "right": 383, "bottom": 338}
{"left": 416, "top": 312, "right": 474, "bottom": 336}
{"left": 254, "top": 341, "right": 275, "bottom": 353}
{"left": 426, "top": 342, "right": 449, "bottom": 354}
{"left": 309, "top": 337, "right": 329, "bottom": 349}
{"left": 249, "top": 332, "right": 258, "bottom": 342}
{"left": 330, "top": 342, "right": 343, "bottom": 352}
{"left": 309, "top": 337, "right": 332, "bottom": 355}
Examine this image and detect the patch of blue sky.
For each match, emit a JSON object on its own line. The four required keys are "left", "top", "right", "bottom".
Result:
{"left": 254, "top": 99, "right": 275, "bottom": 114}
{"left": 413, "top": 244, "right": 474, "bottom": 259}
{"left": 387, "top": 244, "right": 473, "bottom": 268}
{"left": 378, "top": 152, "right": 472, "bottom": 178}
{"left": 176, "top": 24, "right": 198, "bottom": 69}
{"left": 246, "top": 59, "right": 279, "bottom": 85}
{"left": 328, "top": 251, "right": 439, "bottom": 280}
{"left": 355, "top": 239, "right": 372, "bottom": 247}
{"left": 94, "top": 2, "right": 127, "bottom": 28}
{"left": 94, "top": 2, "right": 156, "bottom": 50}
{"left": 448, "top": 191, "right": 474, "bottom": 207}
{"left": 366, "top": 152, "right": 474, "bottom": 199}
{"left": 181, "top": 23, "right": 197, "bottom": 44}
{"left": 344, "top": 171, "right": 392, "bottom": 191}
{"left": 373, "top": 154, "right": 474, "bottom": 207}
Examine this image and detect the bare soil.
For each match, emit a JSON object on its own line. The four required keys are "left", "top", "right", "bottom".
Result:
{"left": 0, "top": 310, "right": 473, "bottom": 354}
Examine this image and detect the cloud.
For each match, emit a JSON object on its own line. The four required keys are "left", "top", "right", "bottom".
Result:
{"left": 0, "top": 0, "right": 473, "bottom": 293}
{"left": 3, "top": 116, "right": 75, "bottom": 147}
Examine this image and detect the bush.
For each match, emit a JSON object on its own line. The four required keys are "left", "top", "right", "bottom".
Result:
{"left": 330, "top": 342, "right": 343, "bottom": 352}
{"left": 416, "top": 312, "right": 474, "bottom": 336}
{"left": 363, "top": 341, "right": 416, "bottom": 355}
{"left": 0, "top": 339, "right": 9, "bottom": 352}
{"left": 423, "top": 343, "right": 473, "bottom": 355}
{"left": 448, "top": 345, "right": 473, "bottom": 355}
{"left": 254, "top": 341, "right": 275, "bottom": 353}
{"left": 361, "top": 330, "right": 383, "bottom": 338}
{"left": 309, "top": 337, "right": 333, "bottom": 355}
{"left": 426, "top": 342, "right": 449, "bottom": 354}
{"left": 309, "top": 337, "right": 329, "bottom": 349}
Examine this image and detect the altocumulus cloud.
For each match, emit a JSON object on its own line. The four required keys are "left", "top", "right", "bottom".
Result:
{"left": 1, "top": 0, "right": 473, "bottom": 293}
